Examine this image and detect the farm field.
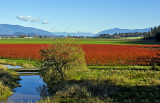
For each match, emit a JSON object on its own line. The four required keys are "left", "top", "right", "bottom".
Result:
{"left": 0, "top": 38, "right": 158, "bottom": 45}
{"left": 1, "top": 39, "right": 160, "bottom": 102}
{"left": 0, "top": 44, "right": 159, "bottom": 66}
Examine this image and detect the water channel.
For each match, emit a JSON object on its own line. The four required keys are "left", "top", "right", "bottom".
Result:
{"left": 1, "top": 65, "right": 47, "bottom": 103}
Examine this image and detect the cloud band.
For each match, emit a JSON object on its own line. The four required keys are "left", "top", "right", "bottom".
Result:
{"left": 16, "top": 16, "right": 50, "bottom": 24}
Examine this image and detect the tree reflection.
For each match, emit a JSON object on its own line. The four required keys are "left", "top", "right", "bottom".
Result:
{"left": 36, "top": 85, "right": 48, "bottom": 98}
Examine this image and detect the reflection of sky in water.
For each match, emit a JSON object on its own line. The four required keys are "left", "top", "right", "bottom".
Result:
{"left": 3, "top": 65, "right": 22, "bottom": 68}
{"left": 6, "top": 75, "right": 46, "bottom": 103}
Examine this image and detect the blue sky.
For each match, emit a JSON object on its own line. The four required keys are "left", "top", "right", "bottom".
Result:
{"left": 0, "top": 0, "right": 160, "bottom": 33}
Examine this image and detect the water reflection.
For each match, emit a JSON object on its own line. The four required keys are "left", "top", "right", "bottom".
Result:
{"left": 3, "top": 65, "right": 22, "bottom": 69}
{"left": 36, "top": 85, "right": 48, "bottom": 98}
{"left": 5, "top": 74, "right": 47, "bottom": 103}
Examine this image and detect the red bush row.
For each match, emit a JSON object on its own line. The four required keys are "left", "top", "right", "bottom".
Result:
{"left": 83, "top": 45, "right": 160, "bottom": 65}
{"left": 0, "top": 44, "right": 159, "bottom": 66}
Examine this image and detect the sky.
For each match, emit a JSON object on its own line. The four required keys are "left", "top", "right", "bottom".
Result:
{"left": 0, "top": 0, "right": 160, "bottom": 33}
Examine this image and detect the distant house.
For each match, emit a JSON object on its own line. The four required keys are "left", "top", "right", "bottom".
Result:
{"left": 24, "top": 37, "right": 32, "bottom": 39}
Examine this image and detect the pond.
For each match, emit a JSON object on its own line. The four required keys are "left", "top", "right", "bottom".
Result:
{"left": 3, "top": 72, "right": 47, "bottom": 103}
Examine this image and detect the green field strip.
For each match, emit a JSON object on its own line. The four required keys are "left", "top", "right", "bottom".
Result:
{"left": 0, "top": 38, "right": 158, "bottom": 45}
{"left": 88, "top": 66, "right": 154, "bottom": 70}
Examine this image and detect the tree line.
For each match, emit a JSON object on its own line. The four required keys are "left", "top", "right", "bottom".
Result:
{"left": 144, "top": 25, "right": 160, "bottom": 41}
{"left": 67, "top": 32, "right": 147, "bottom": 39}
{"left": 95, "top": 25, "right": 160, "bottom": 41}
{"left": 95, "top": 32, "right": 147, "bottom": 39}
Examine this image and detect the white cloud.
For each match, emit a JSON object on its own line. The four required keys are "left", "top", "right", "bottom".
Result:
{"left": 16, "top": 16, "right": 40, "bottom": 23}
{"left": 16, "top": 16, "right": 51, "bottom": 24}
{"left": 41, "top": 20, "right": 50, "bottom": 24}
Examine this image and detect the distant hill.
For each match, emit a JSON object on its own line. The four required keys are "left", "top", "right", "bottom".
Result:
{"left": 53, "top": 28, "right": 151, "bottom": 37}
{"left": 52, "top": 32, "right": 94, "bottom": 37}
{"left": 95, "top": 28, "right": 151, "bottom": 36}
{"left": 0, "top": 24, "right": 56, "bottom": 36}
{"left": 0, "top": 24, "right": 152, "bottom": 37}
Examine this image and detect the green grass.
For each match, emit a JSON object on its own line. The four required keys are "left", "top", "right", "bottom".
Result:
{"left": 0, "top": 82, "right": 12, "bottom": 101}
{"left": 0, "top": 58, "right": 156, "bottom": 71}
{"left": 0, "top": 38, "right": 58, "bottom": 44}
{"left": 75, "top": 69, "right": 160, "bottom": 86}
{"left": 88, "top": 65, "right": 154, "bottom": 70}
{"left": 0, "top": 66, "right": 20, "bottom": 101}
{"left": 0, "top": 38, "right": 158, "bottom": 45}
{"left": 0, "top": 58, "right": 41, "bottom": 67}
{"left": 39, "top": 69, "right": 160, "bottom": 103}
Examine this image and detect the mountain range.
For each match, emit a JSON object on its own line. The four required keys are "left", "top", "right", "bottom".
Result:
{"left": 95, "top": 28, "right": 151, "bottom": 36}
{"left": 0, "top": 24, "right": 151, "bottom": 37}
{"left": 52, "top": 32, "right": 94, "bottom": 37}
{"left": 53, "top": 28, "right": 151, "bottom": 36}
{"left": 0, "top": 24, "right": 56, "bottom": 36}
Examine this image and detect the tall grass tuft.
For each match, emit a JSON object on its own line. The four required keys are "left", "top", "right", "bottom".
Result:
{"left": 0, "top": 65, "right": 20, "bottom": 101}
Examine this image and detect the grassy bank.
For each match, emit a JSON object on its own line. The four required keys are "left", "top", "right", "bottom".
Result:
{"left": 0, "top": 59, "right": 41, "bottom": 68}
{"left": 38, "top": 69, "right": 160, "bottom": 103}
{"left": 0, "top": 65, "right": 20, "bottom": 101}
{"left": 0, "top": 58, "right": 156, "bottom": 71}
{"left": 88, "top": 65, "right": 155, "bottom": 70}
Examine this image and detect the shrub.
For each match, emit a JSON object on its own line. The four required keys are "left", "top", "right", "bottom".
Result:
{"left": 40, "top": 40, "right": 87, "bottom": 82}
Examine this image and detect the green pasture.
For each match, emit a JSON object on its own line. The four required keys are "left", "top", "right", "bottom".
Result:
{"left": 0, "top": 59, "right": 156, "bottom": 71}
{"left": 88, "top": 65, "right": 153, "bottom": 70}
{"left": 0, "top": 38, "right": 158, "bottom": 45}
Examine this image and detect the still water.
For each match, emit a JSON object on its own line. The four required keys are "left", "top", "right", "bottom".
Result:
{"left": 5, "top": 73, "right": 47, "bottom": 103}
{"left": 3, "top": 65, "right": 22, "bottom": 69}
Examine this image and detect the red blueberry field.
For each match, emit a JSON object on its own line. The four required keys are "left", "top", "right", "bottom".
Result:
{"left": 0, "top": 44, "right": 159, "bottom": 66}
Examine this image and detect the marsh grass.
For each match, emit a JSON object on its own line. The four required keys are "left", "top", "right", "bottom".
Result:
{"left": 0, "top": 81, "right": 12, "bottom": 101}
{"left": 88, "top": 65, "right": 153, "bottom": 70}
{"left": 39, "top": 69, "right": 160, "bottom": 103}
{"left": 0, "top": 64, "right": 8, "bottom": 70}
{"left": 0, "top": 59, "right": 40, "bottom": 68}
{"left": 0, "top": 65, "right": 20, "bottom": 101}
